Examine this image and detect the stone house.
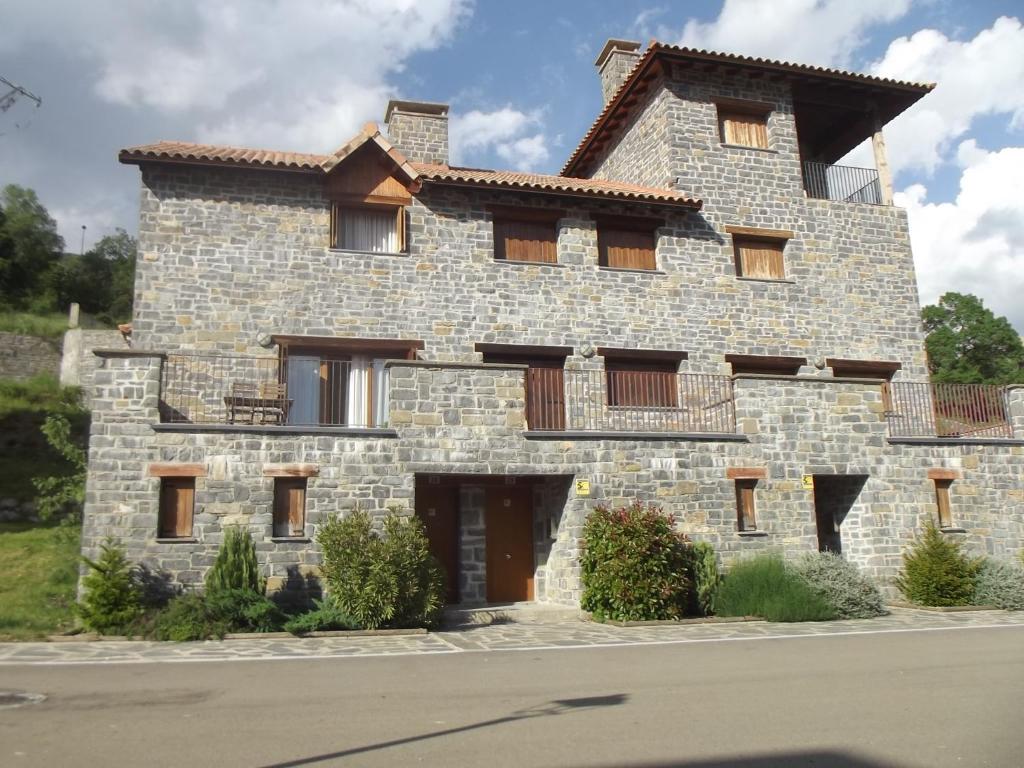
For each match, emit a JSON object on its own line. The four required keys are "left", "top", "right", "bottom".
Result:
{"left": 84, "top": 39, "right": 1024, "bottom": 605}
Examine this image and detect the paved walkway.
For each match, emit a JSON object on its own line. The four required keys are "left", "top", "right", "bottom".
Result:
{"left": 1, "top": 607, "right": 1021, "bottom": 666}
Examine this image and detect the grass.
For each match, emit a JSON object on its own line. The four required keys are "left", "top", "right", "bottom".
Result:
{"left": 0, "top": 374, "right": 83, "bottom": 419}
{"left": 0, "top": 311, "right": 70, "bottom": 339}
{"left": 716, "top": 554, "right": 837, "bottom": 622}
{"left": 0, "top": 522, "right": 81, "bottom": 640}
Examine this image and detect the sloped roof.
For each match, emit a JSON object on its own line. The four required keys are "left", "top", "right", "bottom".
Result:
{"left": 119, "top": 136, "right": 701, "bottom": 208}
{"left": 561, "top": 42, "right": 935, "bottom": 176}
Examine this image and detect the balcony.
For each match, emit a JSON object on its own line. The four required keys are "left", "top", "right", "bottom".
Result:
{"left": 527, "top": 369, "right": 736, "bottom": 435}
{"left": 160, "top": 352, "right": 388, "bottom": 428}
{"left": 802, "top": 161, "right": 883, "bottom": 205}
{"left": 887, "top": 382, "right": 1015, "bottom": 439}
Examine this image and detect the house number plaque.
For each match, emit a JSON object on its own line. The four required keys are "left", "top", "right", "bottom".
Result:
{"left": 575, "top": 479, "right": 591, "bottom": 496}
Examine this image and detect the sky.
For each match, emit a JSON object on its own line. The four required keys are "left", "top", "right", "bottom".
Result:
{"left": 1, "top": 0, "right": 1022, "bottom": 329}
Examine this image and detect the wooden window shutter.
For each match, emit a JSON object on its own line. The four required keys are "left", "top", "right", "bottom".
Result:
{"left": 598, "top": 227, "right": 656, "bottom": 270}
{"left": 734, "top": 237, "right": 785, "bottom": 280}
{"left": 273, "top": 478, "right": 307, "bottom": 537}
{"left": 159, "top": 478, "right": 195, "bottom": 538}
{"left": 719, "top": 110, "right": 769, "bottom": 149}
{"left": 494, "top": 218, "right": 557, "bottom": 263}
{"left": 605, "top": 359, "right": 678, "bottom": 408}
{"left": 735, "top": 479, "right": 757, "bottom": 531}
{"left": 330, "top": 204, "right": 339, "bottom": 248}
{"left": 934, "top": 479, "right": 953, "bottom": 529}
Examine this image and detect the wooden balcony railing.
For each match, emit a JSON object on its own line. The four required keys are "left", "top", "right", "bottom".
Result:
{"left": 803, "top": 161, "right": 883, "bottom": 205}
{"left": 527, "top": 369, "right": 736, "bottom": 434}
{"left": 160, "top": 353, "right": 388, "bottom": 427}
{"left": 887, "top": 382, "right": 1014, "bottom": 439}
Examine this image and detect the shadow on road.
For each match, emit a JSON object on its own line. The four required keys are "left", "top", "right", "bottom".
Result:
{"left": 564, "top": 752, "right": 900, "bottom": 768}
{"left": 256, "top": 693, "right": 629, "bottom": 767}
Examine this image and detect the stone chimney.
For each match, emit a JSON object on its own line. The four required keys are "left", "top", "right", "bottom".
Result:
{"left": 595, "top": 39, "right": 642, "bottom": 104}
{"left": 384, "top": 100, "right": 449, "bottom": 166}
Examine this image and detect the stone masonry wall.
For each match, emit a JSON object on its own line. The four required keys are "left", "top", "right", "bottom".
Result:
{"left": 60, "top": 329, "right": 128, "bottom": 405}
{"left": 82, "top": 354, "right": 1024, "bottom": 604}
{"left": 0, "top": 332, "right": 61, "bottom": 381}
{"left": 385, "top": 109, "right": 449, "bottom": 165}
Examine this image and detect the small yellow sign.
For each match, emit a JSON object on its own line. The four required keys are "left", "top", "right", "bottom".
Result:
{"left": 802, "top": 475, "right": 815, "bottom": 491}
{"left": 575, "top": 479, "right": 591, "bottom": 497}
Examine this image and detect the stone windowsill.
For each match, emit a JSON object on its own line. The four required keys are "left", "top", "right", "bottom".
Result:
{"left": 493, "top": 258, "right": 569, "bottom": 269}
{"left": 887, "top": 436, "right": 1024, "bottom": 447}
{"left": 524, "top": 430, "right": 748, "bottom": 442}
{"left": 155, "top": 537, "right": 198, "bottom": 544}
{"left": 720, "top": 143, "right": 778, "bottom": 154}
{"left": 328, "top": 247, "right": 408, "bottom": 258}
{"left": 736, "top": 276, "right": 796, "bottom": 285}
{"left": 597, "top": 266, "right": 666, "bottom": 276}
{"left": 152, "top": 423, "right": 398, "bottom": 437}
{"left": 939, "top": 527, "right": 967, "bottom": 534}
{"left": 270, "top": 537, "right": 312, "bottom": 543}
{"left": 737, "top": 530, "right": 768, "bottom": 537}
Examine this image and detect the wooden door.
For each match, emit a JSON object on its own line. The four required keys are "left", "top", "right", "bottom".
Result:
{"left": 416, "top": 485, "right": 460, "bottom": 604}
{"left": 526, "top": 363, "right": 565, "bottom": 431}
{"left": 485, "top": 486, "right": 534, "bottom": 603}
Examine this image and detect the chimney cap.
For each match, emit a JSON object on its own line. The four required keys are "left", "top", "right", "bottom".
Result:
{"left": 385, "top": 100, "right": 450, "bottom": 124}
{"left": 594, "top": 39, "right": 642, "bottom": 68}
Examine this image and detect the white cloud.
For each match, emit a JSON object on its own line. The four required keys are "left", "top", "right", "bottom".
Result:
{"left": 450, "top": 107, "right": 551, "bottom": 170}
{"left": 867, "top": 16, "right": 1024, "bottom": 176}
{"left": 899, "top": 141, "right": 1024, "bottom": 330}
{"left": 0, "top": 0, "right": 471, "bottom": 151}
{"left": 675, "top": 0, "right": 911, "bottom": 68}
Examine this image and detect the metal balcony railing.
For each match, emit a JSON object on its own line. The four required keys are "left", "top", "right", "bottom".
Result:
{"left": 887, "top": 382, "right": 1014, "bottom": 439}
{"left": 160, "top": 353, "right": 387, "bottom": 427}
{"left": 803, "top": 161, "right": 883, "bottom": 205}
{"left": 527, "top": 369, "right": 736, "bottom": 434}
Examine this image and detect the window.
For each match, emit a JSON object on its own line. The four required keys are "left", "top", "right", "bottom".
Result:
{"left": 733, "top": 236, "right": 785, "bottom": 279}
{"left": 597, "top": 217, "right": 658, "bottom": 270}
{"left": 331, "top": 204, "right": 405, "bottom": 253}
{"left": 477, "top": 343, "right": 570, "bottom": 431}
{"left": 735, "top": 479, "right": 758, "bottom": 531}
{"left": 491, "top": 206, "right": 561, "bottom": 264}
{"left": 934, "top": 479, "right": 954, "bottom": 529}
{"left": 718, "top": 103, "right": 770, "bottom": 149}
{"left": 726, "top": 354, "right": 806, "bottom": 376}
{"left": 273, "top": 478, "right": 307, "bottom": 538}
{"left": 158, "top": 478, "right": 195, "bottom": 538}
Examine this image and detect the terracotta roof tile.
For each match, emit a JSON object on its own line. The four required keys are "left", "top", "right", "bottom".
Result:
{"left": 119, "top": 140, "right": 700, "bottom": 208}
{"left": 561, "top": 42, "right": 935, "bottom": 175}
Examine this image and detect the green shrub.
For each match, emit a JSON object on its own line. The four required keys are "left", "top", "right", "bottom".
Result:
{"left": 77, "top": 538, "right": 143, "bottom": 634}
{"left": 716, "top": 554, "right": 837, "bottom": 622}
{"left": 317, "top": 509, "right": 445, "bottom": 630}
{"left": 895, "top": 522, "right": 982, "bottom": 607}
{"left": 32, "top": 414, "right": 87, "bottom": 523}
{"left": 974, "top": 559, "right": 1024, "bottom": 610}
{"left": 284, "top": 599, "right": 361, "bottom": 634}
{"left": 150, "top": 588, "right": 284, "bottom": 641}
{"left": 206, "top": 527, "right": 264, "bottom": 594}
{"left": 791, "top": 552, "right": 886, "bottom": 619}
{"left": 687, "top": 541, "right": 721, "bottom": 617}
{"left": 580, "top": 501, "right": 690, "bottom": 622}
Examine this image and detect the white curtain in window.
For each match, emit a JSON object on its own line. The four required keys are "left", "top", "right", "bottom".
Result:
{"left": 339, "top": 208, "right": 396, "bottom": 253}
{"left": 346, "top": 356, "right": 371, "bottom": 426}
{"left": 372, "top": 360, "right": 389, "bottom": 427}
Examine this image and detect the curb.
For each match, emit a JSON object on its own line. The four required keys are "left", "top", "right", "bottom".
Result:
{"left": 599, "top": 616, "right": 764, "bottom": 628}
{"left": 47, "top": 628, "right": 430, "bottom": 643}
{"left": 887, "top": 603, "right": 1002, "bottom": 613}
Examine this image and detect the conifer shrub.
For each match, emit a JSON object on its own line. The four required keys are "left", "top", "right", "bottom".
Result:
{"left": 973, "top": 559, "right": 1024, "bottom": 610}
{"left": 791, "top": 552, "right": 886, "bottom": 619}
{"left": 894, "top": 522, "right": 982, "bottom": 607}
{"left": 77, "top": 538, "right": 143, "bottom": 634}
{"left": 580, "top": 501, "right": 691, "bottom": 622}
{"left": 687, "top": 540, "right": 721, "bottom": 617}
{"left": 317, "top": 509, "right": 445, "bottom": 630}
{"left": 149, "top": 589, "right": 284, "bottom": 641}
{"left": 716, "top": 554, "right": 837, "bottom": 622}
{"left": 206, "top": 527, "right": 264, "bottom": 594}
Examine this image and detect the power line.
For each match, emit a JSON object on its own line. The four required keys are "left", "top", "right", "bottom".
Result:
{"left": 0, "top": 75, "right": 42, "bottom": 113}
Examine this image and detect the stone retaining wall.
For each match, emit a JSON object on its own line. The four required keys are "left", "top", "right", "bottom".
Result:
{"left": 0, "top": 332, "right": 61, "bottom": 381}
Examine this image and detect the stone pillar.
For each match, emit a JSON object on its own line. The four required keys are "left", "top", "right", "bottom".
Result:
{"left": 1008, "top": 387, "right": 1024, "bottom": 438}
{"left": 871, "top": 118, "right": 894, "bottom": 206}
{"left": 595, "top": 39, "right": 642, "bottom": 104}
{"left": 458, "top": 485, "right": 487, "bottom": 604}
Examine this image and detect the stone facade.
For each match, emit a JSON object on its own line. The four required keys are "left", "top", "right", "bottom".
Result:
{"left": 59, "top": 328, "right": 128, "bottom": 405}
{"left": 83, "top": 44, "right": 1024, "bottom": 606}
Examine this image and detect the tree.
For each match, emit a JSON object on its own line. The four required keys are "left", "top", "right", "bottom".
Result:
{"left": 0, "top": 184, "right": 64, "bottom": 306}
{"left": 46, "top": 229, "right": 136, "bottom": 322}
{"left": 922, "top": 292, "right": 1024, "bottom": 384}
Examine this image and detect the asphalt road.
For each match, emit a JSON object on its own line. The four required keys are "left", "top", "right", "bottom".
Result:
{"left": 2, "top": 625, "right": 1022, "bottom": 768}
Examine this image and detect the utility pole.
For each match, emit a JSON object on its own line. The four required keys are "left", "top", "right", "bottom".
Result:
{"left": 0, "top": 75, "right": 41, "bottom": 113}
{"left": 80, "top": 225, "right": 87, "bottom": 255}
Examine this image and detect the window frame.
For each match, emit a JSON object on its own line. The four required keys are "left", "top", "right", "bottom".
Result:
{"left": 330, "top": 200, "right": 407, "bottom": 254}
{"left": 735, "top": 479, "right": 758, "bottom": 532}
{"left": 934, "top": 478, "right": 954, "bottom": 529}
{"left": 158, "top": 477, "right": 195, "bottom": 539}
{"left": 273, "top": 477, "right": 308, "bottom": 538}
{"left": 596, "top": 216, "right": 660, "bottom": 271}
{"left": 732, "top": 235, "right": 787, "bottom": 280}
